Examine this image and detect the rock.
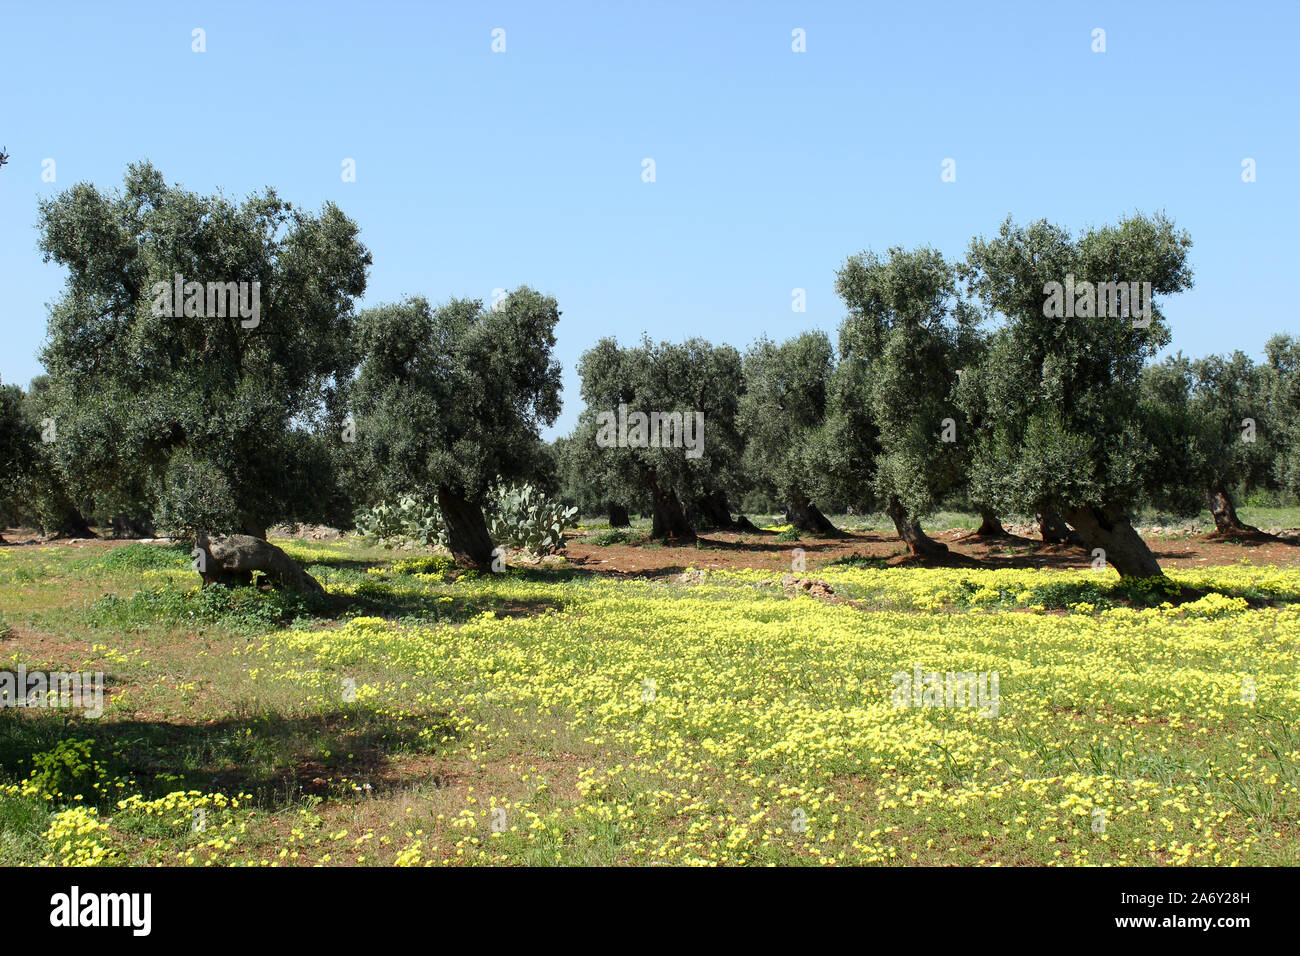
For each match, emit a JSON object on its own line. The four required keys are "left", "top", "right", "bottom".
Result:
{"left": 195, "top": 533, "right": 325, "bottom": 594}
{"left": 782, "top": 575, "right": 834, "bottom": 598}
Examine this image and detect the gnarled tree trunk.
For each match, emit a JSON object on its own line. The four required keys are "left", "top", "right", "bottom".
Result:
{"left": 649, "top": 478, "right": 695, "bottom": 542}
{"left": 50, "top": 506, "right": 96, "bottom": 539}
{"left": 885, "top": 496, "right": 948, "bottom": 558}
{"left": 607, "top": 503, "right": 630, "bottom": 527}
{"left": 1064, "top": 505, "right": 1163, "bottom": 579}
{"left": 1207, "top": 486, "right": 1262, "bottom": 536}
{"left": 438, "top": 487, "right": 495, "bottom": 570}
{"left": 195, "top": 533, "right": 325, "bottom": 594}
{"left": 1037, "top": 508, "right": 1082, "bottom": 546}
{"left": 787, "top": 493, "right": 837, "bottom": 534}
{"left": 110, "top": 513, "right": 157, "bottom": 539}
{"left": 692, "top": 490, "right": 734, "bottom": 530}
{"left": 973, "top": 507, "right": 1007, "bottom": 537}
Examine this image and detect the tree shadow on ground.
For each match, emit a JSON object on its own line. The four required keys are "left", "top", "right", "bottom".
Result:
{"left": 320, "top": 586, "right": 566, "bottom": 623}
{"left": 697, "top": 534, "right": 864, "bottom": 554}
{"left": 0, "top": 705, "right": 458, "bottom": 808}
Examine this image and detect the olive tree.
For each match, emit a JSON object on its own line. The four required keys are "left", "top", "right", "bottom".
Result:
{"left": 950, "top": 328, "right": 1014, "bottom": 538}
{"left": 0, "top": 376, "right": 34, "bottom": 541}
{"left": 738, "top": 332, "right": 838, "bottom": 533}
{"left": 346, "top": 289, "right": 563, "bottom": 569}
{"left": 963, "top": 213, "right": 1194, "bottom": 578}
{"left": 569, "top": 337, "right": 746, "bottom": 542}
{"left": 1263, "top": 335, "right": 1300, "bottom": 501}
{"left": 37, "top": 161, "right": 371, "bottom": 584}
{"left": 833, "top": 246, "right": 977, "bottom": 557}
{"left": 1190, "top": 353, "right": 1274, "bottom": 534}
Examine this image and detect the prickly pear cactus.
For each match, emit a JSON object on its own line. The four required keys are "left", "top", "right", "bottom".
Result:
{"left": 485, "top": 481, "right": 578, "bottom": 555}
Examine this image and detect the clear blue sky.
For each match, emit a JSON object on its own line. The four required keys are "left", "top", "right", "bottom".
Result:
{"left": 2, "top": 0, "right": 1296, "bottom": 438}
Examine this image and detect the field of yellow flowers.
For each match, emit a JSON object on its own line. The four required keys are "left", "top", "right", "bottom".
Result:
{"left": 1, "top": 538, "right": 1297, "bottom": 866}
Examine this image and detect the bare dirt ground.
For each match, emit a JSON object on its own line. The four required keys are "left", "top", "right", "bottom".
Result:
{"left": 562, "top": 527, "right": 1300, "bottom": 577}
{"left": 4, "top": 524, "right": 1299, "bottom": 576}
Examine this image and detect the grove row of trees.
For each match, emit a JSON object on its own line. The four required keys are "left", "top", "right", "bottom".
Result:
{"left": 558, "top": 223, "right": 1300, "bottom": 579}
{"left": 2, "top": 164, "right": 1299, "bottom": 581}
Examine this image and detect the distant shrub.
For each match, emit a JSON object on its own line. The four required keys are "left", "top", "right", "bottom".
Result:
{"left": 357, "top": 482, "right": 578, "bottom": 556}
{"left": 97, "top": 542, "right": 189, "bottom": 572}
{"left": 591, "top": 528, "right": 639, "bottom": 547}
{"left": 829, "top": 553, "right": 888, "bottom": 570}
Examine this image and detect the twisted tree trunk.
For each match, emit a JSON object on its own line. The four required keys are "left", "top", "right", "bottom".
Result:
{"left": 1207, "top": 486, "right": 1263, "bottom": 536}
{"left": 886, "top": 496, "right": 948, "bottom": 558}
{"left": 110, "top": 513, "right": 157, "bottom": 539}
{"left": 649, "top": 477, "right": 694, "bottom": 542}
{"left": 1064, "top": 505, "right": 1163, "bottom": 579}
{"left": 787, "top": 492, "right": 837, "bottom": 534}
{"left": 972, "top": 507, "right": 1007, "bottom": 537}
{"left": 438, "top": 487, "right": 496, "bottom": 570}
{"left": 1037, "top": 508, "right": 1084, "bottom": 546}
{"left": 693, "top": 490, "right": 734, "bottom": 530}
{"left": 50, "top": 506, "right": 96, "bottom": 539}
{"left": 607, "top": 503, "right": 631, "bottom": 527}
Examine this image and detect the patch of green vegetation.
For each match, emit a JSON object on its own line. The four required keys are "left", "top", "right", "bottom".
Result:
{"left": 591, "top": 528, "right": 641, "bottom": 547}
{"left": 389, "top": 554, "right": 456, "bottom": 578}
{"left": 0, "top": 784, "right": 49, "bottom": 865}
{"left": 87, "top": 584, "right": 319, "bottom": 632}
{"left": 29, "top": 738, "right": 106, "bottom": 803}
{"left": 94, "top": 542, "right": 191, "bottom": 572}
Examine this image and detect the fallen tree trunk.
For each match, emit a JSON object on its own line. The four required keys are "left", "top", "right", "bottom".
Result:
{"left": 886, "top": 496, "right": 948, "bottom": 558}
{"left": 195, "top": 533, "right": 325, "bottom": 594}
{"left": 438, "top": 487, "right": 496, "bottom": 570}
{"left": 1064, "top": 505, "right": 1164, "bottom": 579}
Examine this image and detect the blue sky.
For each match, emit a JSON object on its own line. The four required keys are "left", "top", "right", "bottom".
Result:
{"left": 2, "top": 0, "right": 1296, "bottom": 438}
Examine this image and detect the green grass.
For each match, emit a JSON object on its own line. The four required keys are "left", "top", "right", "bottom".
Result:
{"left": 1, "top": 537, "right": 1297, "bottom": 866}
